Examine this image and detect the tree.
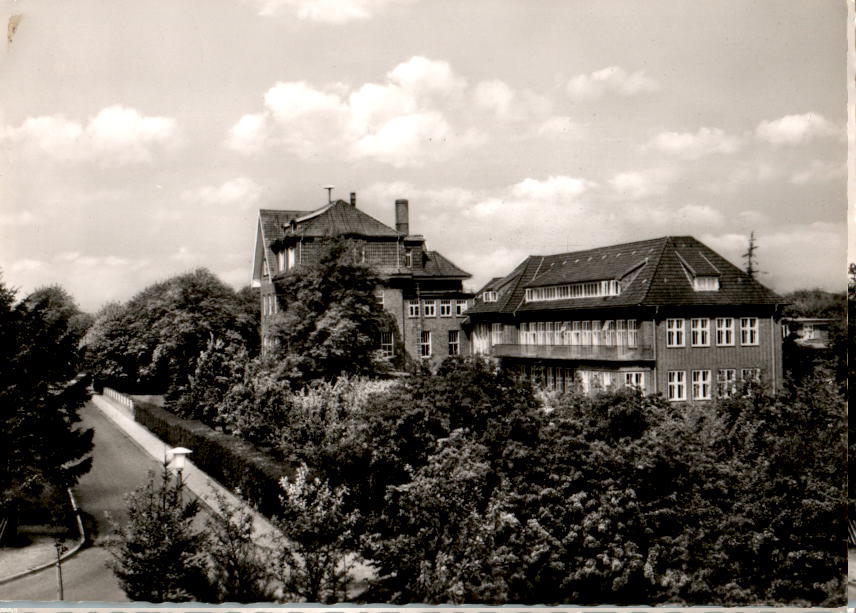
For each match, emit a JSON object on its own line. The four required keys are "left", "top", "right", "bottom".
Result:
{"left": 273, "top": 464, "right": 360, "bottom": 603}
{"left": 267, "top": 238, "right": 388, "bottom": 385}
{"left": 742, "top": 231, "right": 758, "bottom": 279}
{"left": 0, "top": 278, "right": 93, "bottom": 545}
{"left": 107, "top": 462, "right": 211, "bottom": 602}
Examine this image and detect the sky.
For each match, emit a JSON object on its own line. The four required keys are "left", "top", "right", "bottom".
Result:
{"left": 0, "top": 0, "right": 849, "bottom": 312}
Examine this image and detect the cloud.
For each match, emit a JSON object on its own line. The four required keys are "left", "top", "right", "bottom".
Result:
{"left": 181, "top": 177, "right": 263, "bottom": 207}
{"left": 0, "top": 210, "right": 40, "bottom": 227}
{"left": 249, "top": 0, "right": 412, "bottom": 22}
{"left": 789, "top": 159, "right": 846, "bottom": 185}
{"left": 675, "top": 204, "right": 725, "bottom": 227}
{"left": 647, "top": 127, "right": 741, "bottom": 159}
{"left": 565, "top": 66, "right": 659, "bottom": 100}
{"left": 511, "top": 176, "right": 595, "bottom": 200}
{"left": 609, "top": 168, "right": 676, "bottom": 200}
{"left": 226, "top": 56, "right": 485, "bottom": 166}
{"left": 534, "top": 116, "right": 583, "bottom": 138}
{"left": 1, "top": 105, "right": 179, "bottom": 165}
{"left": 755, "top": 112, "right": 838, "bottom": 145}
{"left": 473, "top": 79, "right": 515, "bottom": 119}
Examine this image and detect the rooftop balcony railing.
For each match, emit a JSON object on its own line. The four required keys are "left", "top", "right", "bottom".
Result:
{"left": 490, "top": 343, "right": 654, "bottom": 362}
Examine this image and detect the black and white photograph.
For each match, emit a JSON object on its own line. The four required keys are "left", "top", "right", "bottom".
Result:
{"left": 0, "top": 0, "right": 850, "bottom": 608}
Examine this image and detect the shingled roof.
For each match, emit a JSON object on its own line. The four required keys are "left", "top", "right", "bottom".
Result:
{"left": 289, "top": 200, "right": 403, "bottom": 239}
{"left": 468, "top": 236, "right": 781, "bottom": 316}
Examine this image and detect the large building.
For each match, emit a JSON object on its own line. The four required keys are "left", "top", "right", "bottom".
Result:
{"left": 252, "top": 193, "right": 472, "bottom": 367}
{"left": 466, "top": 236, "right": 784, "bottom": 400}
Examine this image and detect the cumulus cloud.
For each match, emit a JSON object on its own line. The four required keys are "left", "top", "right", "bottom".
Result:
{"left": 789, "top": 159, "right": 846, "bottom": 185}
{"left": 249, "top": 0, "right": 412, "bottom": 22}
{"left": 0, "top": 210, "right": 40, "bottom": 227}
{"left": 473, "top": 79, "right": 515, "bottom": 119}
{"left": 755, "top": 112, "right": 839, "bottom": 145}
{"left": 534, "top": 116, "right": 583, "bottom": 138}
{"left": 226, "top": 56, "right": 485, "bottom": 166}
{"left": 675, "top": 204, "right": 725, "bottom": 227}
{"left": 0, "top": 105, "right": 179, "bottom": 165}
{"left": 181, "top": 177, "right": 263, "bottom": 207}
{"left": 565, "top": 66, "right": 659, "bottom": 100}
{"left": 609, "top": 168, "right": 676, "bottom": 200}
{"left": 647, "top": 127, "right": 741, "bottom": 159}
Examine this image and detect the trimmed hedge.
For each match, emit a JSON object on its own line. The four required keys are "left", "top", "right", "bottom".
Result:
{"left": 133, "top": 400, "right": 294, "bottom": 518}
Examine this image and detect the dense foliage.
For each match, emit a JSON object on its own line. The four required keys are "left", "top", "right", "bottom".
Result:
{"left": 82, "top": 268, "right": 258, "bottom": 394}
{"left": 0, "top": 279, "right": 93, "bottom": 544}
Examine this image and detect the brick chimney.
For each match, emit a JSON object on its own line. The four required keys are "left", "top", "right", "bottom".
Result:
{"left": 350, "top": 192, "right": 357, "bottom": 207}
{"left": 395, "top": 199, "right": 409, "bottom": 235}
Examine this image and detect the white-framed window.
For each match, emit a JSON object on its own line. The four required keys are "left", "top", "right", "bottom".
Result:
{"left": 374, "top": 289, "right": 384, "bottom": 309}
{"left": 546, "top": 366, "right": 555, "bottom": 390}
{"left": 692, "top": 370, "right": 712, "bottom": 400}
{"left": 439, "top": 299, "right": 452, "bottom": 317}
{"left": 455, "top": 300, "right": 467, "bottom": 316}
{"left": 668, "top": 370, "right": 687, "bottom": 401}
{"left": 802, "top": 323, "right": 817, "bottom": 340}
{"left": 404, "top": 249, "right": 413, "bottom": 268}
{"left": 591, "top": 320, "right": 601, "bottom": 346}
{"left": 407, "top": 299, "right": 420, "bottom": 318}
{"left": 717, "top": 368, "right": 736, "bottom": 398}
{"left": 482, "top": 291, "right": 498, "bottom": 303}
{"left": 581, "top": 320, "right": 592, "bottom": 345}
{"left": 716, "top": 317, "right": 734, "bottom": 346}
{"left": 277, "top": 251, "right": 285, "bottom": 271}
{"left": 524, "top": 279, "right": 621, "bottom": 302}
{"left": 571, "top": 321, "right": 581, "bottom": 345}
{"left": 545, "top": 321, "right": 554, "bottom": 344}
{"left": 666, "top": 319, "right": 685, "bottom": 347}
{"left": 491, "top": 323, "right": 503, "bottom": 346}
{"left": 380, "top": 331, "right": 394, "bottom": 358}
{"left": 536, "top": 321, "right": 546, "bottom": 345}
{"left": 741, "top": 368, "right": 760, "bottom": 383}
{"left": 603, "top": 320, "right": 615, "bottom": 346}
{"left": 420, "top": 331, "right": 432, "bottom": 357}
{"left": 627, "top": 320, "right": 638, "bottom": 348}
{"left": 448, "top": 330, "right": 460, "bottom": 355}
{"left": 624, "top": 371, "right": 645, "bottom": 389}
{"left": 287, "top": 247, "right": 297, "bottom": 268}
{"left": 740, "top": 318, "right": 759, "bottom": 345}
{"left": 423, "top": 300, "right": 436, "bottom": 317}
{"left": 693, "top": 276, "right": 720, "bottom": 291}
{"left": 616, "top": 320, "right": 626, "bottom": 346}
{"left": 691, "top": 318, "right": 710, "bottom": 347}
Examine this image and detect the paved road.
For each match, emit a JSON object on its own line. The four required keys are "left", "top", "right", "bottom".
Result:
{"left": 0, "top": 400, "right": 165, "bottom": 602}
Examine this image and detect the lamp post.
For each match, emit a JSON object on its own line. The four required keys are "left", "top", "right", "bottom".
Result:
{"left": 54, "top": 538, "right": 66, "bottom": 600}
{"left": 168, "top": 447, "right": 191, "bottom": 487}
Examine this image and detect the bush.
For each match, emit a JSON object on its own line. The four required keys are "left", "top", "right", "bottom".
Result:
{"left": 133, "top": 400, "right": 294, "bottom": 518}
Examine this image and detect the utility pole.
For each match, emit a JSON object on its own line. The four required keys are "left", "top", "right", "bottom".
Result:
{"left": 743, "top": 231, "right": 758, "bottom": 279}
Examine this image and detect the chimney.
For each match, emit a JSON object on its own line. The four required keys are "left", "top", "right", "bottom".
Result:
{"left": 395, "top": 199, "right": 409, "bottom": 235}
{"left": 350, "top": 192, "right": 357, "bottom": 207}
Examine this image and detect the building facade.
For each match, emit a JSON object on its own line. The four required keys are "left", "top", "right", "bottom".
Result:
{"left": 252, "top": 193, "right": 472, "bottom": 368}
{"left": 466, "top": 236, "right": 784, "bottom": 400}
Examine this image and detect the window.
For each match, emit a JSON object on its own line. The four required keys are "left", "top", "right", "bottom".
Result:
{"left": 692, "top": 370, "right": 712, "bottom": 400}
{"left": 603, "top": 320, "right": 615, "bottom": 346}
{"left": 448, "top": 330, "right": 460, "bottom": 355}
{"left": 407, "top": 299, "right": 420, "bottom": 318}
{"left": 666, "top": 319, "right": 685, "bottom": 347}
{"left": 693, "top": 276, "right": 720, "bottom": 291}
{"left": 716, "top": 318, "right": 734, "bottom": 346}
{"left": 624, "top": 371, "right": 645, "bottom": 389}
{"left": 571, "top": 321, "right": 581, "bottom": 345}
{"left": 374, "top": 289, "right": 384, "bottom": 309}
{"left": 380, "top": 331, "right": 394, "bottom": 358}
{"left": 482, "top": 291, "right": 498, "bottom": 303}
{"left": 591, "top": 320, "right": 601, "bottom": 346}
{"left": 422, "top": 300, "right": 436, "bottom": 317}
{"left": 455, "top": 300, "right": 467, "bottom": 316}
{"left": 740, "top": 317, "right": 759, "bottom": 345}
{"left": 802, "top": 323, "right": 817, "bottom": 340}
{"left": 717, "top": 369, "right": 736, "bottom": 398}
{"left": 545, "top": 321, "right": 554, "bottom": 344}
{"left": 440, "top": 299, "right": 452, "bottom": 317}
{"left": 420, "top": 331, "right": 432, "bottom": 357}
{"left": 524, "top": 279, "right": 621, "bottom": 302}
{"left": 668, "top": 371, "right": 686, "bottom": 401}
{"left": 491, "top": 323, "right": 503, "bottom": 345}
{"left": 741, "top": 368, "right": 760, "bottom": 383}
{"left": 277, "top": 251, "right": 285, "bottom": 271}
{"left": 287, "top": 247, "right": 297, "bottom": 268}
{"left": 581, "top": 320, "right": 592, "bottom": 345}
{"left": 536, "top": 321, "right": 546, "bottom": 345}
{"left": 546, "top": 366, "right": 555, "bottom": 390}
{"left": 627, "top": 320, "right": 638, "bottom": 348}
{"left": 404, "top": 249, "right": 413, "bottom": 268}
{"left": 691, "top": 318, "right": 710, "bottom": 347}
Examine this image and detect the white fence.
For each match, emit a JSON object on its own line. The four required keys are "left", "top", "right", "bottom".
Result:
{"left": 103, "top": 386, "right": 134, "bottom": 412}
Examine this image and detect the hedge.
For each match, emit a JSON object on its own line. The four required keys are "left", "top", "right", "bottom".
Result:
{"left": 133, "top": 400, "right": 295, "bottom": 518}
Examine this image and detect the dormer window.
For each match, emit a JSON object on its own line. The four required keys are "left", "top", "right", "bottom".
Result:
{"left": 525, "top": 279, "right": 620, "bottom": 302}
{"left": 277, "top": 251, "right": 285, "bottom": 271}
{"left": 693, "top": 276, "right": 720, "bottom": 291}
{"left": 404, "top": 249, "right": 413, "bottom": 268}
{"left": 482, "top": 291, "right": 498, "bottom": 303}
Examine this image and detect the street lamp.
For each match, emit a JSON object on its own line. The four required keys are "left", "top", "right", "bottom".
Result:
{"left": 54, "top": 538, "right": 66, "bottom": 600}
{"left": 168, "top": 447, "right": 191, "bottom": 486}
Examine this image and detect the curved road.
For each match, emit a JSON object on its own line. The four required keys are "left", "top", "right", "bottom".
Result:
{"left": 1, "top": 400, "right": 165, "bottom": 602}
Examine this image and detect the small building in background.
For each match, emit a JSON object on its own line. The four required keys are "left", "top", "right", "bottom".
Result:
{"left": 252, "top": 192, "right": 472, "bottom": 368}
{"left": 782, "top": 317, "right": 836, "bottom": 349}
{"left": 466, "top": 236, "right": 785, "bottom": 399}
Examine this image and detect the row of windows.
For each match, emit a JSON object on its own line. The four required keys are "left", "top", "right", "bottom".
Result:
{"left": 518, "top": 320, "right": 639, "bottom": 348}
{"left": 275, "top": 248, "right": 298, "bottom": 272}
{"left": 262, "top": 294, "right": 278, "bottom": 316}
{"left": 667, "top": 368, "right": 760, "bottom": 401}
{"left": 666, "top": 317, "right": 758, "bottom": 347}
{"left": 408, "top": 299, "right": 468, "bottom": 318}
{"left": 524, "top": 280, "right": 621, "bottom": 303}
{"left": 520, "top": 366, "right": 645, "bottom": 394}
{"left": 380, "top": 330, "right": 461, "bottom": 358}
